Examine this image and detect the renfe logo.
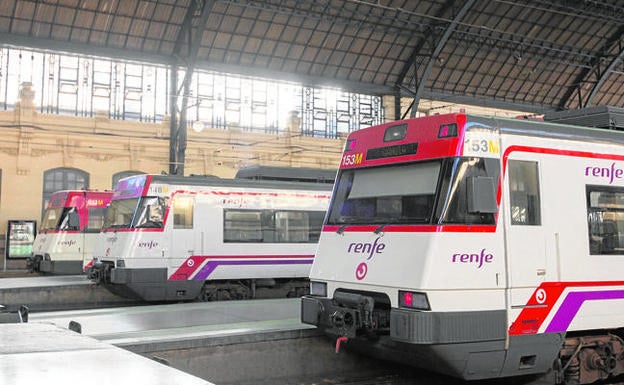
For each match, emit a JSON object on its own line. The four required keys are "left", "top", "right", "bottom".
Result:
{"left": 137, "top": 240, "right": 159, "bottom": 249}
{"left": 452, "top": 248, "right": 493, "bottom": 268}
{"left": 57, "top": 239, "right": 77, "bottom": 247}
{"left": 347, "top": 237, "right": 385, "bottom": 260}
{"left": 349, "top": 237, "right": 386, "bottom": 281}
{"left": 585, "top": 162, "right": 624, "bottom": 184}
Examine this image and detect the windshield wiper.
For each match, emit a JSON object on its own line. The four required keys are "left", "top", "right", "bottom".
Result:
{"left": 336, "top": 224, "right": 348, "bottom": 234}
{"left": 374, "top": 224, "right": 387, "bottom": 234}
{"left": 136, "top": 221, "right": 163, "bottom": 228}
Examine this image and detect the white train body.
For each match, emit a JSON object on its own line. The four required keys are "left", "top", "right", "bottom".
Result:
{"left": 302, "top": 113, "right": 624, "bottom": 384}
{"left": 89, "top": 173, "right": 331, "bottom": 301}
{"left": 29, "top": 190, "right": 112, "bottom": 274}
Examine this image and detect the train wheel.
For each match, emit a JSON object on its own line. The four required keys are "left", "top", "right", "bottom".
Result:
{"left": 559, "top": 333, "right": 624, "bottom": 384}
{"left": 198, "top": 284, "right": 217, "bottom": 302}
{"left": 216, "top": 289, "right": 231, "bottom": 301}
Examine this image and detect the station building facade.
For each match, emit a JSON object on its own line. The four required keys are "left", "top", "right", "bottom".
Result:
{"left": 0, "top": 82, "right": 349, "bottom": 268}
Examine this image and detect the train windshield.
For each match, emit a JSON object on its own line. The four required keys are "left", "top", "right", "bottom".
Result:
{"left": 133, "top": 197, "right": 166, "bottom": 228}
{"left": 327, "top": 157, "right": 499, "bottom": 226}
{"left": 104, "top": 196, "right": 166, "bottom": 229}
{"left": 40, "top": 207, "right": 80, "bottom": 230}
{"left": 40, "top": 208, "right": 63, "bottom": 230}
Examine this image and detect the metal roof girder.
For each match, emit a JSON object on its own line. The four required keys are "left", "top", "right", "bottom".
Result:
{"left": 558, "top": 24, "right": 624, "bottom": 109}
{"left": 403, "top": 0, "right": 477, "bottom": 118}
{"left": 170, "top": 0, "right": 216, "bottom": 176}
{"left": 585, "top": 40, "right": 624, "bottom": 107}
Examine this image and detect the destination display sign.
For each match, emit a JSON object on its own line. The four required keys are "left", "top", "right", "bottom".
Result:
{"left": 366, "top": 142, "right": 418, "bottom": 160}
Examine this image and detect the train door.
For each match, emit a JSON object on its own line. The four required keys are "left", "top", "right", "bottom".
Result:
{"left": 83, "top": 206, "right": 106, "bottom": 267}
{"left": 171, "top": 194, "right": 196, "bottom": 262}
{"left": 65, "top": 208, "right": 82, "bottom": 263}
{"left": 192, "top": 199, "right": 210, "bottom": 256}
{"left": 504, "top": 159, "right": 547, "bottom": 306}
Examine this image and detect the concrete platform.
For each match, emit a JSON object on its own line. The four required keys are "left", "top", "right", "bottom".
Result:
{"left": 30, "top": 298, "right": 317, "bottom": 348}
{"left": 0, "top": 274, "right": 88, "bottom": 289}
{"left": 29, "top": 299, "right": 433, "bottom": 385}
{"left": 0, "top": 275, "right": 137, "bottom": 311}
{"left": 0, "top": 323, "right": 213, "bottom": 385}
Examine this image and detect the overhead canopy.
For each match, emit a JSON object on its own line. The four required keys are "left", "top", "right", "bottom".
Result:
{"left": 1, "top": 0, "right": 623, "bottom": 115}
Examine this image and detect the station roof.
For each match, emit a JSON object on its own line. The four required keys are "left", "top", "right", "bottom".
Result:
{"left": 1, "top": 0, "right": 623, "bottom": 115}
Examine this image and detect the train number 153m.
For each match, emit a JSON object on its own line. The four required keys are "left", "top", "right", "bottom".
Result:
{"left": 342, "top": 153, "right": 363, "bottom": 166}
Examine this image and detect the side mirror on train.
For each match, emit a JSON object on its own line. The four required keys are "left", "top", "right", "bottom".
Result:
{"left": 467, "top": 176, "right": 498, "bottom": 214}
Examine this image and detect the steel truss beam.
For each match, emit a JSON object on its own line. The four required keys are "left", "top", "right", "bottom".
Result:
{"left": 558, "top": 25, "right": 624, "bottom": 110}
{"left": 397, "top": 0, "right": 476, "bottom": 120}
{"left": 169, "top": 0, "right": 215, "bottom": 176}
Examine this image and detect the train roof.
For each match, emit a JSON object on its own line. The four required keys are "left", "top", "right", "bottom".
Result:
{"left": 234, "top": 165, "right": 336, "bottom": 184}
{"left": 340, "top": 111, "right": 624, "bottom": 169}
{"left": 123, "top": 173, "right": 333, "bottom": 192}
{"left": 49, "top": 189, "right": 113, "bottom": 194}
{"left": 468, "top": 111, "right": 624, "bottom": 146}
{"left": 543, "top": 105, "right": 624, "bottom": 130}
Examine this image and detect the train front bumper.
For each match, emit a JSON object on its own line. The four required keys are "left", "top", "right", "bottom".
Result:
{"left": 302, "top": 294, "right": 507, "bottom": 344}
{"left": 301, "top": 293, "right": 378, "bottom": 339}
{"left": 88, "top": 260, "right": 202, "bottom": 301}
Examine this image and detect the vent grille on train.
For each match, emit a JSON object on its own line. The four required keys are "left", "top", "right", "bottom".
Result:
{"left": 544, "top": 105, "right": 624, "bottom": 130}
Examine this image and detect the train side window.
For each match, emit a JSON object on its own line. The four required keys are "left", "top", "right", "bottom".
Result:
{"left": 224, "top": 209, "right": 324, "bottom": 243}
{"left": 58, "top": 208, "right": 80, "bottom": 231}
{"left": 587, "top": 186, "right": 624, "bottom": 255}
{"left": 307, "top": 211, "right": 325, "bottom": 242}
{"left": 173, "top": 195, "right": 194, "bottom": 229}
{"left": 275, "top": 211, "right": 310, "bottom": 243}
{"left": 224, "top": 210, "right": 262, "bottom": 242}
{"left": 508, "top": 160, "right": 541, "bottom": 225}
{"left": 86, "top": 207, "right": 106, "bottom": 232}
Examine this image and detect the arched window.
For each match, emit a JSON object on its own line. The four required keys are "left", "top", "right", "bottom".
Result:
{"left": 112, "top": 171, "right": 145, "bottom": 189}
{"left": 42, "top": 168, "right": 89, "bottom": 218}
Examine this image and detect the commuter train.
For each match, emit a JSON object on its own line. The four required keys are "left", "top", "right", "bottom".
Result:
{"left": 88, "top": 168, "right": 333, "bottom": 301}
{"left": 28, "top": 190, "right": 113, "bottom": 274}
{"left": 301, "top": 112, "right": 624, "bottom": 384}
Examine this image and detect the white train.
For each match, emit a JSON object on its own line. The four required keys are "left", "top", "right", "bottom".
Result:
{"left": 301, "top": 112, "right": 624, "bottom": 384}
{"left": 28, "top": 190, "right": 112, "bottom": 274}
{"left": 88, "top": 168, "right": 333, "bottom": 301}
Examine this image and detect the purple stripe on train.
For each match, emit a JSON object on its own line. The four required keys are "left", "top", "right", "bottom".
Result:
{"left": 193, "top": 259, "right": 314, "bottom": 280}
{"left": 545, "top": 290, "right": 624, "bottom": 333}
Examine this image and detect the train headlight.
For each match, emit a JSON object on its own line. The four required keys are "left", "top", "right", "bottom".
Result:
{"left": 383, "top": 123, "right": 407, "bottom": 142}
{"left": 309, "top": 281, "right": 327, "bottom": 297}
{"left": 399, "top": 290, "right": 430, "bottom": 310}
{"left": 438, "top": 123, "right": 458, "bottom": 138}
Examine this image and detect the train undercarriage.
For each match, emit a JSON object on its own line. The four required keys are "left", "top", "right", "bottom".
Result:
{"left": 197, "top": 278, "right": 309, "bottom": 301}
{"left": 88, "top": 259, "right": 308, "bottom": 301}
{"left": 302, "top": 289, "right": 624, "bottom": 384}
{"left": 557, "top": 332, "right": 624, "bottom": 384}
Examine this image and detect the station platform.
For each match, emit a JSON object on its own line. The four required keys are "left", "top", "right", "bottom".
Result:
{"left": 0, "top": 274, "right": 87, "bottom": 289}
{"left": 17, "top": 299, "right": 460, "bottom": 384}
{"left": 28, "top": 299, "right": 399, "bottom": 385}
{"left": 29, "top": 298, "right": 317, "bottom": 349}
{"left": 0, "top": 322, "right": 213, "bottom": 385}
{"left": 0, "top": 275, "right": 137, "bottom": 311}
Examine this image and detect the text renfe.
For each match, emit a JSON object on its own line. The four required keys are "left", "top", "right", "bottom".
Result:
{"left": 585, "top": 162, "right": 624, "bottom": 184}
{"left": 347, "top": 237, "right": 385, "bottom": 260}
{"left": 452, "top": 248, "right": 493, "bottom": 268}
